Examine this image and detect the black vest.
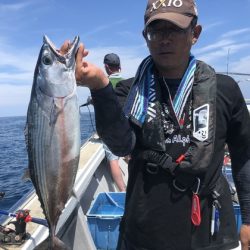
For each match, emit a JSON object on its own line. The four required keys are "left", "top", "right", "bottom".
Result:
{"left": 135, "top": 61, "right": 217, "bottom": 178}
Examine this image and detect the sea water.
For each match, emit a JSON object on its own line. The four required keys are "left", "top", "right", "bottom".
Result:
{"left": 0, "top": 112, "right": 95, "bottom": 212}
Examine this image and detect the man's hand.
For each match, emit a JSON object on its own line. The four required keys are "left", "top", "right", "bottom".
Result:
{"left": 75, "top": 43, "right": 109, "bottom": 90}
{"left": 59, "top": 41, "right": 109, "bottom": 90}
{"left": 240, "top": 224, "right": 250, "bottom": 250}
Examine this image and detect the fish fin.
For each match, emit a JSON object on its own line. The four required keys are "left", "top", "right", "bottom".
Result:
{"left": 22, "top": 168, "right": 31, "bottom": 182}
{"left": 34, "top": 236, "right": 70, "bottom": 250}
{"left": 24, "top": 123, "right": 29, "bottom": 148}
{"left": 52, "top": 236, "right": 70, "bottom": 250}
{"left": 49, "top": 99, "right": 63, "bottom": 125}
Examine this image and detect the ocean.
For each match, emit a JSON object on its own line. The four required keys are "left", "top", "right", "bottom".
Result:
{"left": 0, "top": 112, "right": 96, "bottom": 213}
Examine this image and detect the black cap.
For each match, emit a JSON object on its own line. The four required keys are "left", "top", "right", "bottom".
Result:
{"left": 104, "top": 53, "right": 120, "bottom": 67}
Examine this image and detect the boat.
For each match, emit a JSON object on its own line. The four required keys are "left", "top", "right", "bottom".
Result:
{"left": 0, "top": 133, "right": 245, "bottom": 250}
{"left": 0, "top": 134, "right": 128, "bottom": 250}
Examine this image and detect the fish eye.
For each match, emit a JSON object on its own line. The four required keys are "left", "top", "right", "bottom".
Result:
{"left": 42, "top": 55, "right": 53, "bottom": 65}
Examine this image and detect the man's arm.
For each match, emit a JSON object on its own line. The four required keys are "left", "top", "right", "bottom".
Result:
{"left": 226, "top": 81, "right": 250, "bottom": 224}
{"left": 91, "top": 84, "right": 135, "bottom": 156}
{"left": 73, "top": 44, "right": 135, "bottom": 156}
{"left": 225, "top": 78, "right": 250, "bottom": 249}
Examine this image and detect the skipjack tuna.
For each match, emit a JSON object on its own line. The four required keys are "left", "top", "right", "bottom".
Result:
{"left": 25, "top": 35, "right": 81, "bottom": 249}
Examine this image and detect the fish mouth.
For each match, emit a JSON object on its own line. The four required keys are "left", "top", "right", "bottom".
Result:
{"left": 43, "top": 35, "right": 80, "bottom": 62}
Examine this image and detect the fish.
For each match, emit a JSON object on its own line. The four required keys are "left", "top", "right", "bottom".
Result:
{"left": 25, "top": 35, "right": 81, "bottom": 249}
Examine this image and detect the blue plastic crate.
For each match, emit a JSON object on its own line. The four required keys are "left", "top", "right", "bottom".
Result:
{"left": 87, "top": 192, "right": 125, "bottom": 250}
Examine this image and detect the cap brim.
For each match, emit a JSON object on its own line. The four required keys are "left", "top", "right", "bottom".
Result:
{"left": 145, "top": 13, "right": 193, "bottom": 29}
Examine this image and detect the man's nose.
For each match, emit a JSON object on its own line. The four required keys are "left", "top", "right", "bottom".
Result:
{"left": 161, "top": 31, "right": 174, "bottom": 43}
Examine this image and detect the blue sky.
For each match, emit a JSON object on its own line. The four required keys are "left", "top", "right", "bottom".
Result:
{"left": 0, "top": 0, "right": 250, "bottom": 117}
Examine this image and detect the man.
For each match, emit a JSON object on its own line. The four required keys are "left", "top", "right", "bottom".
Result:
{"left": 81, "top": 53, "right": 126, "bottom": 191}
{"left": 102, "top": 53, "right": 126, "bottom": 192}
{"left": 104, "top": 53, "right": 123, "bottom": 88}
{"left": 62, "top": 0, "right": 250, "bottom": 249}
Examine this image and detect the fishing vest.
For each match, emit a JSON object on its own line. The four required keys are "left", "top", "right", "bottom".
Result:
{"left": 134, "top": 61, "right": 217, "bottom": 176}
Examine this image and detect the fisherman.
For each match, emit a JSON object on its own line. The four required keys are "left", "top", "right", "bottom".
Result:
{"left": 103, "top": 53, "right": 123, "bottom": 88}
{"left": 60, "top": 0, "right": 250, "bottom": 249}
{"left": 81, "top": 53, "right": 126, "bottom": 191}
{"left": 102, "top": 53, "right": 126, "bottom": 192}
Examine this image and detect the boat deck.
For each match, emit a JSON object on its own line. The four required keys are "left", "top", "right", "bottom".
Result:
{"left": 0, "top": 134, "right": 241, "bottom": 250}
{"left": 0, "top": 134, "right": 127, "bottom": 250}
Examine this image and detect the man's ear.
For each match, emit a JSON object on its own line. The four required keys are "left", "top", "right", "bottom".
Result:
{"left": 192, "top": 25, "right": 202, "bottom": 45}
{"left": 104, "top": 64, "right": 110, "bottom": 74}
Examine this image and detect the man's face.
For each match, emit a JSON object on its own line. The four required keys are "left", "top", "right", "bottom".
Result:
{"left": 144, "top": 20, "right": 196, "bottom": 76}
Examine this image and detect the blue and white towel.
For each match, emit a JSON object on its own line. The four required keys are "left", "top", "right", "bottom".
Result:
{"left": 124, "top": 55, "right": 196, "bottom": 127}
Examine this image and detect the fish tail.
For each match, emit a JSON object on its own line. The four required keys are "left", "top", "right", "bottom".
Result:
{"left": 51, "top": 235, "right": 70, "bottom": 250}
{"left": 34, "top": 235, "right": 70, "bottom": 250}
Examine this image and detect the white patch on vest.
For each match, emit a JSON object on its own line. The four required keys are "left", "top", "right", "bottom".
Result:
{"left": 193, "top": 104, "right": 209, "bottom": 141}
